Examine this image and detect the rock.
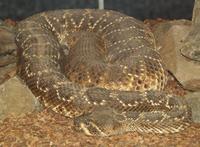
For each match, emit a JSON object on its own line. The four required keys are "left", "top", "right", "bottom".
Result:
{"left": 0, "top": 63, "right": 16, "bottom": 85}
{"left": 0, "top": 19, "right": 17, "bottom": 84}
{"left": 152, "top": 20, "right": 200, "bottom": 91}
{"left": 180, "top": 25, "right": 200, "bottom": 62}
{"left": 0, "top": 19, "right": 17, "bottom": 57}
{"left": 184, "top": 79, "right": 200, "bottom": 92}
{"left": 0, "top": 76, "right": 42, "bottom": 121}
{"left": 178, "top": 0, "right": 200, "bottom": 72}
{"left": 192, "top": 0, "right": 200, "bottom": 25}
{"left": 185, "top": 92, "right": 200, "bottom": 123}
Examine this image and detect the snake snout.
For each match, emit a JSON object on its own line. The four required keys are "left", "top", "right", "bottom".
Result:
{"left": 74, "top": 107, "right": 126, "bottom": 136}
{"left": 74, "top": 113, "right": 107, "bottom": 136}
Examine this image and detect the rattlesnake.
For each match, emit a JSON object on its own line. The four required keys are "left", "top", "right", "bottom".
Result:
{"left": 15, "top": 9, "right": 191, "bottom": 136}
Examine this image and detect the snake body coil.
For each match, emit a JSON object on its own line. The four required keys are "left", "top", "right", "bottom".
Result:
{"left": 16, "top": 9, "right": 191, "bottom": 136}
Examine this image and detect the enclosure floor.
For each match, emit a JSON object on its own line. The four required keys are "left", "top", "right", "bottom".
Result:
{"left": 0, "top": 110, "right": 200, "bottom": 147}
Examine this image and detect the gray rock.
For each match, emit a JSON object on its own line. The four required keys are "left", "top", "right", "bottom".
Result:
{"left": 153, "top": 20, "right": 200, "bottom": 91}
{"left": 0, "top": 20, "right": 17, "bottom": 84}
{"left": 0, "top": 63, "right": 16, "bottom": 85}
{"left": 192, "top": 0, "right": 200, "bottom": 25}
{"left": 0, "top": 76, "right": 42, "bottom": 121}
{"left": 0, "top": 20, "right": 16, "bottom": 56}
{"left": 180, "top": 0, "right": 200, "bottom": 63}
{"left": 185, "top": 92, "right": 200, "bottom": 123}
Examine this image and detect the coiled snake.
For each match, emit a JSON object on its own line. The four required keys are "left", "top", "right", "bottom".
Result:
{"left": 15, "top": 9, "right": 191, "bottom": 136}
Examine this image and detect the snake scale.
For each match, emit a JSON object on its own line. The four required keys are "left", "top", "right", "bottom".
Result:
{"left": 15, "top": 9, "right": 191, "bottom": 136}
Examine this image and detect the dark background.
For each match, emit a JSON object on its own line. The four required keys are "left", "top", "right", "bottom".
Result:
{"left": 0, "top": 0, "right": 195, "bottom": 21}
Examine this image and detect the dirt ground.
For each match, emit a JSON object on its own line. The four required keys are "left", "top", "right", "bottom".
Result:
{"left": 0, "top": 110, "right": 200, "bottom": 147}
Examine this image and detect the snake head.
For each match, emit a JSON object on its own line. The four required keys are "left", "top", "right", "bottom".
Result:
{"left": 74, "top": 106, "right": 126, "bottom": 136}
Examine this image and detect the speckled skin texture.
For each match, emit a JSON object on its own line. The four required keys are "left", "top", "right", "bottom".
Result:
{"left": 15, "top": 9, "right": 191, "bottom": 136}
